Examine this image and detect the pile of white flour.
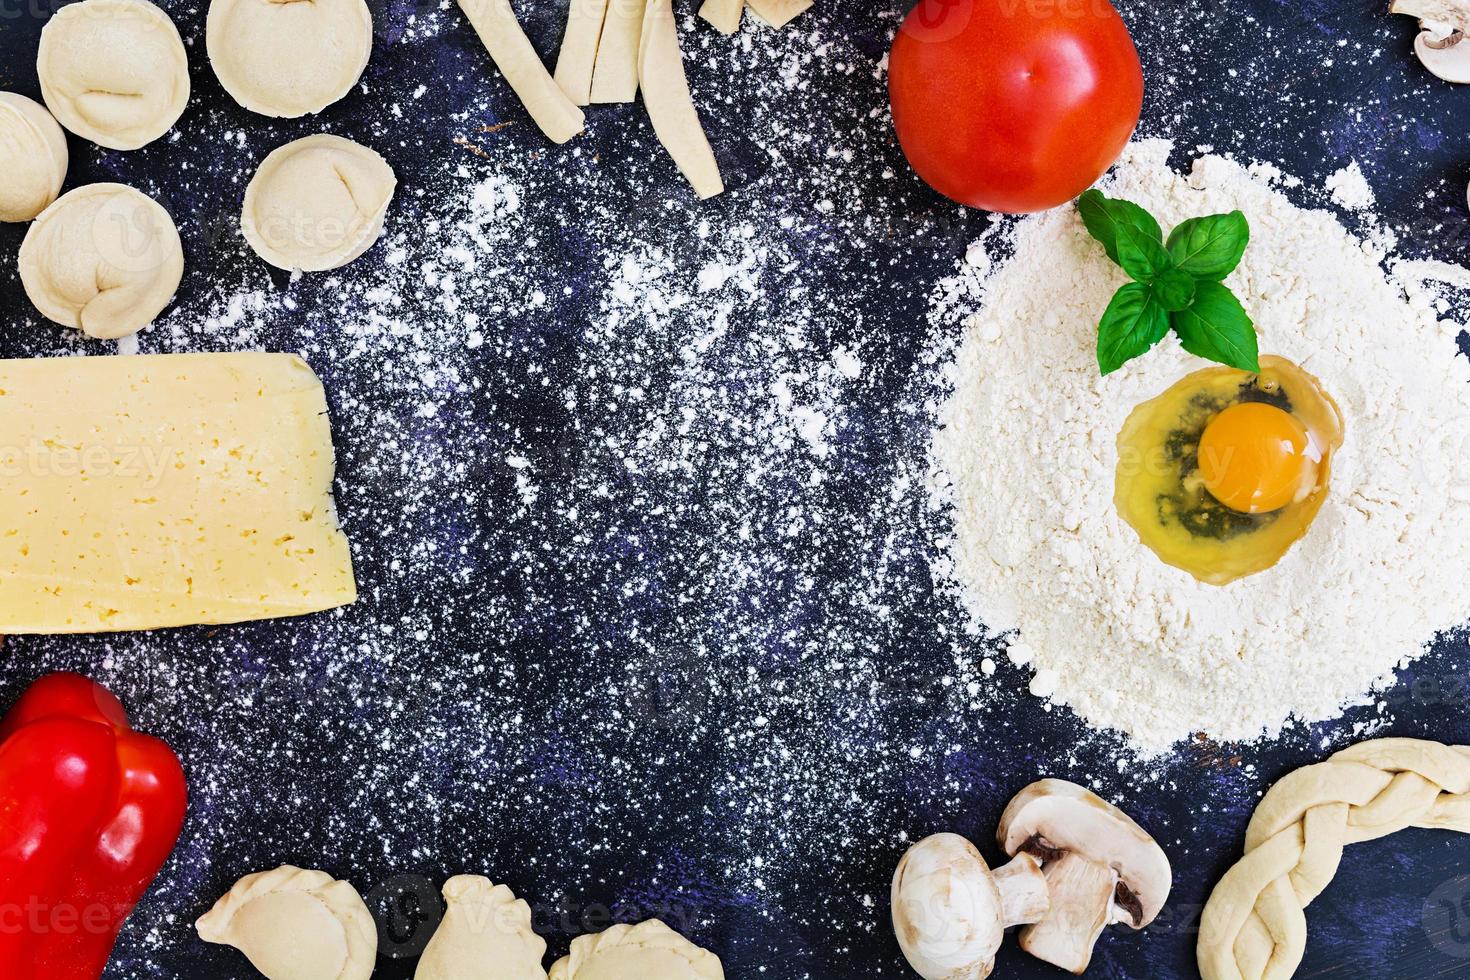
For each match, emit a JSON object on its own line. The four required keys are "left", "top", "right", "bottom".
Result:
{"left": 931, "top": 140, "right": 1470, "bottom": 753}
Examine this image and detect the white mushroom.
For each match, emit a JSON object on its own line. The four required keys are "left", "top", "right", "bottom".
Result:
{"left": 1391, "top": 0, "right": 1470, "bottom": 81}
{"left": 891, "top": 833, "right": 1049, "bottom": 980}
{"left": 996, "top": 780, "right": 1171, "bottom": 975}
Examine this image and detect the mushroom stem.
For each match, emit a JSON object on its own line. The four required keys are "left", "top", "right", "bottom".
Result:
{"left": 1018, "top": 852, "right": 1119, "bottom": 975}
{"left": 993, "top": 852, "right": 1050, "bottom": 928}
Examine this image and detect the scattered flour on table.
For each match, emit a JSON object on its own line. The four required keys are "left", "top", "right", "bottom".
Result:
{"left": 930, "top": 139, "right": 1470, "bottom": 752}
{"left": 1326, "top": 160, "right": 1375, "bottom": 212}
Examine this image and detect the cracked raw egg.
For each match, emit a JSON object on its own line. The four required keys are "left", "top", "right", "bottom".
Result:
{"left": 1115, "top": 356, "right": 1344, "bottom": 585}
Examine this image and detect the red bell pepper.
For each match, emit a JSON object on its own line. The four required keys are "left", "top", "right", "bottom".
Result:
{"left": 0, "top": 672, "right": 187, "bottom": 979}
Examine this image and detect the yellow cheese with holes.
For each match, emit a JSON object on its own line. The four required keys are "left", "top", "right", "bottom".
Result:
{"left": 0, "top": 352, "right": 357, "bottom": 633}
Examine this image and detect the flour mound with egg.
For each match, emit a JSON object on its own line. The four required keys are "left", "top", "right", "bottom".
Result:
{"left": 931, "top": 140, "right": 1470, "bottom": 752}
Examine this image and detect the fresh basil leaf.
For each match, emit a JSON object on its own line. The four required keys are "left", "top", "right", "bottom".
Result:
{"left": 1077, "top": 190, "right": 1163, "bottom": 267}
{"left": 1153, "top": 267, "right": 1197, "bottom": 312}
{"left": 1171, "top": 281, "right": 1260, "bottom": 373}
{"left": 1114, "top": 221, "right": 1173, "bottom": 283}
{"left": 1077, "top": 190, "right": 1119, "bottom": 261}
{"left": 1098, "top": 282, "right": 1171, "bottom": 375}
{"left": 1166, "top": 211, "right": 1250, "bottom": 280}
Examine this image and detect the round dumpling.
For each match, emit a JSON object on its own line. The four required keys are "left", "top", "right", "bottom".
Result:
{"left": 19, "top": 183, "right": 184, "bottom": 339}
{"left": 0, "top": 93, "right": 68, "bottom": 222}
{"left": 549, "top": 920, "right": 724, "bottom": 980}
{"left": 37, "top": 0, "right": 189, "bottom": 151}
{"left": 241, "top": 134, "right": 396, "bottom": 272}
{"left": 196, "top": 866, "right": 377, "bottom": 980}
{"left": 207, "top": 0, "right": 373, "bottom": 118}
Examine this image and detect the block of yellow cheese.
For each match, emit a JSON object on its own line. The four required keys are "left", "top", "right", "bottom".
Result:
{"left": 0, "top": 352, "right": 357, "bottom": 633}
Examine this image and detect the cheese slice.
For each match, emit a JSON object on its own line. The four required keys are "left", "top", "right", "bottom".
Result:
{"left": 0, "top": 352, "right": 357, "bottom": 633}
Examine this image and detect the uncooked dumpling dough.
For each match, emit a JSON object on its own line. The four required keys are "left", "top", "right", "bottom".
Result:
{"left": 415, "top": 876, "right": 548, "bottom": 980}
{"left": 0, "top": 93, "right": 68, "bottom": 222}
{"left": 242, "top": 134, "right": 396, "bottom": 272}
{"left": 37, "top": 0, "right": 189, "bottom": 150}
{"left": 207, "top": 0, "right": 373, "bottom": 117}
{"left": 549, "top": 920, "right": 724, "bottom": 980}
{"left": 196, "top": 866, "right": 377, "bottom": 980}
{"left": 19, "top": 183, "right": 183, "bottom": 339}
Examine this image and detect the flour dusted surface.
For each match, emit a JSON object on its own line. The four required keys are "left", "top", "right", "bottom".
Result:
{"left": 932, "top": 140, "right": 1470, "bottom": 752}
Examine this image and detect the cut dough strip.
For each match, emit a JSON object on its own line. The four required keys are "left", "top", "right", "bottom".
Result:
{"left": 746, "top": 0, "right": 811, "bottom": 28}
{"left": 590, "top": 0, "right": 646, "bottom": 103}
{"left": 699, "top": 0, "right": 745, "bottom": 35}
{"left": 457, "top": 0, "right": 585, "bottom": 143}
{"left": 639, "top": 0, "right": 724, "bottom": 199}
{"left": 554, "top": 0, "right": 611, "bottom": 105}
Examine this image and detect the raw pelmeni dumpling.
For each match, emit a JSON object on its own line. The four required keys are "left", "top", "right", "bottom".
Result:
{"left": 196, "top": 866, "right": 377, "bottom": 980}
{"left": 0, "top": 93, "right": 68, "bottom": 222}
{"left": 549, "top": 920, "right": 724, "bottom": 980}
{"left": 415, "top": 876, "right": 548, "bottom": 980}
{"left": 19, "top": 183, "right": 183, "bottom": 339}
{"left": 37, "top": 0, "right": 189, "bottom": 150}
{"left": 242, "top": 134, "right": 396, "bottom": 272}
{"left": 207, "top": 0, "right": 373, "bottom": 117}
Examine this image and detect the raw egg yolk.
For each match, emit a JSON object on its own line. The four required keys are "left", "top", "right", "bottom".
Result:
{"left": 1198, "top": 403, "right": 1312, "bottom": 514}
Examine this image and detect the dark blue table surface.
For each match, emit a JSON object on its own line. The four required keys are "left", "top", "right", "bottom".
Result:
{"left": 4, "top": 0, "right": 1470, "bottom": 977}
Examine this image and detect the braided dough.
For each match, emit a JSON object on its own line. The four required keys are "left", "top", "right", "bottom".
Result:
{"left": 549, "top": 920, "right": 724, "bottom": 980}
{"left": 19, "top": 183, "right": 183, "bottom": 339}
{"left": 196, "top": 866, "right": 377, "bottom": 980}
{"left": 0, "top": 93, "right": 68, "bottom": 222}
{"left": 207, "top": 0, "right": 373, "bottom": 117}
{"left": 415, "top": 876, "right": 547, "bottom": 980}
{"left": 1199, "top": 738, "right": 1470, "bottom": 980}
{"left": 37, "top": 0, "right": 189, "bottom": 150}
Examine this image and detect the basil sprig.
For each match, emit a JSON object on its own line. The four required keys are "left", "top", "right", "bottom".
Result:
{"left": 1078, "top": 189, "right": 1259, "bottom": 376}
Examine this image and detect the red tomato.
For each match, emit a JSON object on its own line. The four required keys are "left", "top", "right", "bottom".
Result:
{"left": 889, "top": 0, "right": 1144, "bottom": 214}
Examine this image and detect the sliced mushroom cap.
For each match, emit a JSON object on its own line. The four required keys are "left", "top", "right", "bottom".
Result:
{"left": 1390, "top": 0, "right": 1470, "bottom": 24}
{"left": 1414, "top": 24, "right": 1470, "bottom": 82}
{"left": 997, "top": 780, "right": 1172, "bottom": 975}
{"left": 1390, "top": 0, "right": 1470, "bottom": 81}
{"left": 998, "top": 779, "right": 1171, "bottom": 926}
{"left": 891, "top": 833, "right": 1049, "bottom": 980}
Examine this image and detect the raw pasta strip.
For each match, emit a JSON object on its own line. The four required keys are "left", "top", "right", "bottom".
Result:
{"left": 456, "top": 0, "right": 586, "bottom": 143}
{"left": 590, "top": 0, "right": 646, "bottom": 103}
{"left": 639, "top": 0, "right": 723, "bottom": 199}
{"left": 554, "top": 0, "right": 611, "bottom": 105}
{"left": 746, "top": 0, "right": 810, "bottom": 28}
{"left": 699, "top": 0, "right": 744, "bottom": 34}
